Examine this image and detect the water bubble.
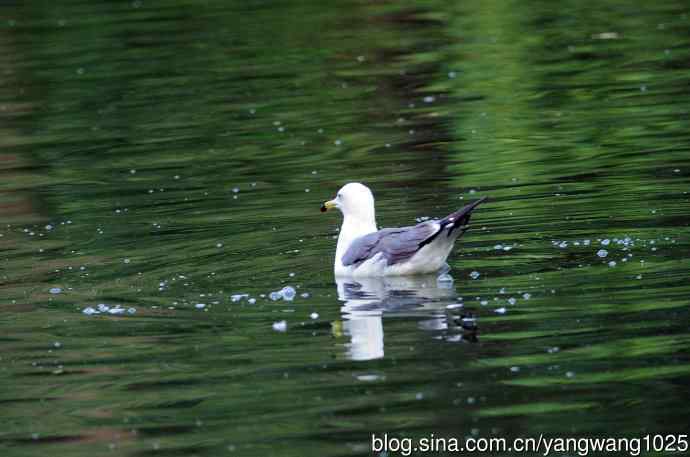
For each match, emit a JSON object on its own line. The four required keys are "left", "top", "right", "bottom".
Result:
{"left": 231, "top": 294, "right": 248, "bottom": 302}
{"left": 269, "top": 291, "right": 282, "bottom": 301}
{"left": 108, "top": 306, "right": 126, "bottom": 315}
{"left": 357, "top": 374, "right": 383, "bottom": 382}
{"left": 448, "top": 71, "right": 457, "bottom": 78}
{"left": 97, "top": 303, "right": 110, "bottom": 312}
{"left": 272, "top": 320, "right": 287, "bottom": 332}
{"left": 310, "top": 312, "right": 319, "bottom": 320}
{"left": 248, "top": 298, "right": 257, "bottom": 304}
{"left": 124, "top": 258, "right": 131, "bottom": 264}
{"left": 437, "top": 273, "right": 454, "bottom": 285}
{"left": 82, "top": 307, "right": 99, "bottom": 315}
{"left": 195, "top": 303, "right": 206, "bottom": 309}
{"left": 507, "top": 297, "right": 517, "bottom": 305}
{"left": 53, "top": 341, "right": 62, "bottom": 348}
{"left": 469, "top": 271, "right": 480, "bottom": 280}
{"left": 597, "top": 249, "right": 608, "bottom": 258}
{"left": 601, "top": 239, "right": 610, "bottom": 246}
{"left": 608, "top": 261, "right": 617, "bottom": 267}
{"left": 494, "top": 307, "right": 507, "bottom": 314}
{"left": 127, "top": 307, "right": 136, "bottom": 314}
{"left": 423, "top": 95, "right": 435, "bottom": 103}
{"left": 522, "top": 293, "right": 531, "bottom": 300}
{"left": 49, "top": 287, "right": 62, "bottom": 294}
{"left": 334, "top": 139, "right": 342, "bottom": 146}
{"left": 280, "top": 286, "right": 296, "bottom": 301}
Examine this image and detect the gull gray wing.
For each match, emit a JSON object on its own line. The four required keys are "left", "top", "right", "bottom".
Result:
{"left": 341, "top": 223, "right": 438, "bottom": 266}
{"left": 341, "top": 197, "right": 488, "bottom": 267}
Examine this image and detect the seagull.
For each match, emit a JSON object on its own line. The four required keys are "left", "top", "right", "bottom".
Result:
{"left": 321, "top": 183, "right": 487, "bottom": 277}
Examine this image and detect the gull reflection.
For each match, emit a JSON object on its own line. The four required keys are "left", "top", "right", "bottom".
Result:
{"left": 334, "top": 275, "right": 477, "bottom": 361}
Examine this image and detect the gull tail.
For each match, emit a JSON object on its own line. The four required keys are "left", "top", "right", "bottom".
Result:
{"left": 419, "top": 197, "right": 488, "bottom": 248}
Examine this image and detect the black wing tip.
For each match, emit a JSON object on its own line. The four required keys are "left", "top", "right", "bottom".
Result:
{"left": 434, "top": 195, "right": 488, "bottom": 240}
{"left": 468, "top": 196, "right": 489, "bottom": 208}
{"left": 449, "top": 196, "right": 488, "bottom": 219}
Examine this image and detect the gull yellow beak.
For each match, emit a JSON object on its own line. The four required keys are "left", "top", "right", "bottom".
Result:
{"left": 320, "top": 199, "right": 337, "bottom": 213}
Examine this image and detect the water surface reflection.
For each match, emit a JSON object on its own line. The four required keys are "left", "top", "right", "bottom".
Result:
{"left": 335, "top": 275, "right": 477, "bottom": 361}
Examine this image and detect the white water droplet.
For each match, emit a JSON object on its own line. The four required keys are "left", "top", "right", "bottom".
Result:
{"left": 272, "top": 320, "right": 287, "bottom": 332}
{"left": 280, "top": 286, "right": 296, "bottom": 301}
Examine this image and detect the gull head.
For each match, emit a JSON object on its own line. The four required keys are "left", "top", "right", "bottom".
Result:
{"left": 321, "top": 182, "right": 376, "bottom": 224}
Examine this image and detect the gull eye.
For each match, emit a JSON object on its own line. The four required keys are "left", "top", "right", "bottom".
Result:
{"left": 337, "top": 193, "right": 342, "bottom": 199}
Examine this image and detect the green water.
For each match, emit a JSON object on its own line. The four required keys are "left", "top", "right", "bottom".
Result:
{"left": 2, "top": 0, "right": 689, "bottom": 456}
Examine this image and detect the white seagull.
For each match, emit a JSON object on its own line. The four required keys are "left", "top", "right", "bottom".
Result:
{"left": 321, "top": 183, "right": 487, "bottom": 277}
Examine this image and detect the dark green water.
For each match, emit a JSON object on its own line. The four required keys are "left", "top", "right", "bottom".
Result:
{"left": 1, "top": 1, "right": 689, "bottom": 456}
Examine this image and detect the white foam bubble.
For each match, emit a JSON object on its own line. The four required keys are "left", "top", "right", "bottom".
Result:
{"left": 272, "top": 320, "right": 287, "bottom": 332}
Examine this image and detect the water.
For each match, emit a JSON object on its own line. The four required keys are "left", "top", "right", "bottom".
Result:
{"left": 2, "top": 0, "right": 690, "bottom": 455}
